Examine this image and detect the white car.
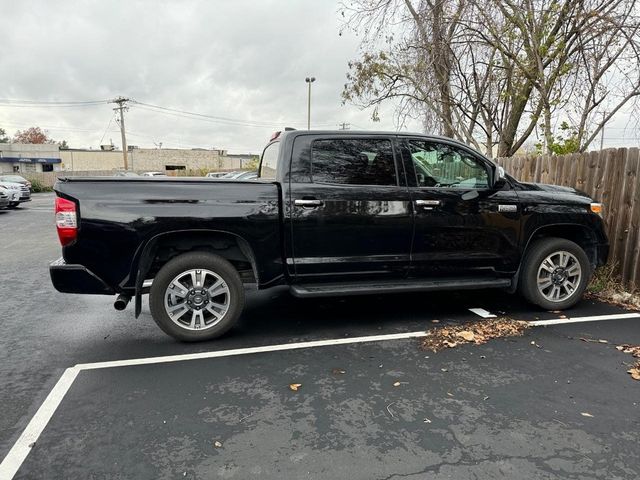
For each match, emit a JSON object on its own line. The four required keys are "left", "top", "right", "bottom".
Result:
{"left": 0, "top": 181, "right": 25, "bottom": 208}
{"left": 0, "top": 186, "right": 11, "bottom": 209}
{"left": 140, "top": 171, "right": 167, "bottom": 177}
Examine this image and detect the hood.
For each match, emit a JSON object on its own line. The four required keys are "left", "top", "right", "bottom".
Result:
{"left": 518, "top": 181, "right": 590, "bottom": 198}
{"left": 0, "top": 181, "right": 22, "bottom": 190}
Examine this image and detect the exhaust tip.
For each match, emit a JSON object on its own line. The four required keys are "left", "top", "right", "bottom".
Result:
{"left": 114, "top": 294, "right": 131, "bottom": 311}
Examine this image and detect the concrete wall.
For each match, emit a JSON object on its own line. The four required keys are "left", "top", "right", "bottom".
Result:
{"left": 59, "top": 149, "right": 244, "bottom": 172}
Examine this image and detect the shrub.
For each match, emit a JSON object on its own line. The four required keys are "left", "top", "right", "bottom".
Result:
{"left": 29, "top": 178, "right": 54, "bottom": 193}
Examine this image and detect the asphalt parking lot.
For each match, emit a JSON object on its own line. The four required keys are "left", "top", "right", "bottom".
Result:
{"left": 1, "top": 192, "right": 639, "bottom": 479}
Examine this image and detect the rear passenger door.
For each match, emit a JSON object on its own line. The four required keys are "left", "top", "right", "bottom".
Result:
{"left": 287, "top": 135, "right": 413, "bottom": 281}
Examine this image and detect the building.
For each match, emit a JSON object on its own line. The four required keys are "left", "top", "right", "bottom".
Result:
{"left": 0, "top": 143, "right": 258, "bottom": 174}
{"left": 0, "top": 144, "right": 62, "bottom": 173}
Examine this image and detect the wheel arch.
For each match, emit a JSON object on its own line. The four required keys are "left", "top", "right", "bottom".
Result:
{"left": 524, "top": 223, "right": 599, "bottom": 268}
{"left": 510, "top": 223, "right": 599, "bottom": 293}
{"left": 131, "top": 229, "right": 259, "bottom": 317}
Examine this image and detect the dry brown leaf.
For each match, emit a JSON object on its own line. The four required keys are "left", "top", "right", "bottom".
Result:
{"left": 331, "top": 368, "right": 346, "bottom": 375}
{"left": 458, "top": 331, "right": 475, "bottom": 342}
{"left": 628, "top": 368, "right": 640, "bottom": 380}
{"left": 289, "top": 383, "right": 302, "bottom": 391}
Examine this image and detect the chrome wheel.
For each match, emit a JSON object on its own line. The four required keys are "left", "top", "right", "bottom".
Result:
{"left": 536, "top": 250, "right": 582, "bottom": 303}
{"left": 163, "top": 268, "right": 230, "bottom": 331}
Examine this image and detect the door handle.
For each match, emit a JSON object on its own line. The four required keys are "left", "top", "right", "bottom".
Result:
{"left": 415, "top": 199, "right": 441, "bottom": 208}
{"left": 294, "top": 199, "right": 324, "bottom": 208}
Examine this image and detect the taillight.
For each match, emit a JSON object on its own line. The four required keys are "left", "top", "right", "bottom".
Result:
{"left": 55, "top": 196, "right": 77, "bottom": 246}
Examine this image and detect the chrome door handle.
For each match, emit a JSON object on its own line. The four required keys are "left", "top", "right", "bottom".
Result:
{"left": 294, "top": 199, "right": 323, "bottom": 208}
{"left": 415, "top": 199, "right": 441, "bottom": 207}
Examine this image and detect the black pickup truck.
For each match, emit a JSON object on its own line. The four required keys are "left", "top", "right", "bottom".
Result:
{"left": 50, "top": 130, "right": 608, "bottom": 341}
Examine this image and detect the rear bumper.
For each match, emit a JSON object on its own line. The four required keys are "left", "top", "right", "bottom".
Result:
{"left": 50, "top": 257, "right": 115, "bottom": 295}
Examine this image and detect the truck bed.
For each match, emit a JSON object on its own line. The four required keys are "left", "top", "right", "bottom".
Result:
{"left": 55, "top": 177, "right": 283, "bottom": 292}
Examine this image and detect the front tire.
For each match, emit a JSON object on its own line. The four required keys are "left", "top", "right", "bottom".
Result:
{"left": 520, "top": 237, "right": 591, "bottom": 310}
{"left": 149, "top": 252, "right": 245, "bottom": 341}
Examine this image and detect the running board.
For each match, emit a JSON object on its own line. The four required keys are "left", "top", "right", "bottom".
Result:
{"left": 290, "top": 278, "right": 512, "bottom": 298}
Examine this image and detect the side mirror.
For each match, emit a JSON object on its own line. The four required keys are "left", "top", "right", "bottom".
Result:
{"left": 493, "top": 166, "right": 507, "bottom": 189}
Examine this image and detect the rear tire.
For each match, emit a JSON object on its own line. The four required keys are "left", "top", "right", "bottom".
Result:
{"left": 149, "top": 252, "right": 245, "bottom": 342}
{"left": 520, "top": 237, "right": 591, "bottom": 310}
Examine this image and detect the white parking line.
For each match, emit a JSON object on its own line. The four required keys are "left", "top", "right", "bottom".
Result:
{"left": 1, "top": 310, "right": 639, "bottom": 479}
{"left": 469, "top": 308, "right": 497, "bottom": 318}
{"left": 0, "top": 367, "right": 79, "bottom": 480}
{"left": 529, "top": 312, "right": 640, "bottom": 326}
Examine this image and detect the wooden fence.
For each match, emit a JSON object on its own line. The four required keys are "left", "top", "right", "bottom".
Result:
{"left": 496, "top": 148, "right": 640, "bottom": 287}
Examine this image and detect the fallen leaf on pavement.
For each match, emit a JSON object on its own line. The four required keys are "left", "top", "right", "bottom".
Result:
{"left": 458, "top": 331, "right": 475, "bottom": 342}
{"left": 214, "top": 441, "right": 222, "bottom": 448}
{"left": 421, "top": 317, "right": 529, "bottom": 352}
{"left": 393, "top": 381, "right": 401, "bottom": 387}
{"left": 580, "top": 412, "right": 594, "bottom": 417}
{"left": 289, "top": 383, "right": 302, "bottom": 391}
{"left": 331, "top": 368, "right": 346, "bottom": 375}
{"left": 628, "top": 368, "right": 640, "bottom": 380}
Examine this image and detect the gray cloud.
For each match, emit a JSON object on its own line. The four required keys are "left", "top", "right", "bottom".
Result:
{"left": 0, "top": 0, "right": 422, "bottom": 153}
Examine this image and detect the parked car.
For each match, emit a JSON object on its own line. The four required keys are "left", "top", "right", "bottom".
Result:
{"left": 113, "top": 171, "right": 140, "bottom": 177}
{"left": 0, "top": 180, "right": 30, "bottom": 208}
{"left": 205, "top": 172, "right": 228, "bottom": 178}
{"left": 49, "top": 130, "right": 608, "bottom": 342}
{"left": 140, "top": 171, "right": 167, "bottom": 177}
{"left": 0, "top": 174, "right": 32, "bottom": 190}
{"left": 219, "top": 170, "right": 245, "bottom": 179}
{"left": 235, "top": 171, "right": 258, "bottom": 180}
{"left": 0, "top": 186, "right": 11, "bottom": 209}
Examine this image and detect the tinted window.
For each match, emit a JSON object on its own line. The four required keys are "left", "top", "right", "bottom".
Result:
{"left": 408, "top": 140, "right": 489, "bottom": 188}
{"left": 311, "top": 138, "right": 397, "bottom": 186}
{"left": 259, "top": 142, "right": 280, "bottom": 179}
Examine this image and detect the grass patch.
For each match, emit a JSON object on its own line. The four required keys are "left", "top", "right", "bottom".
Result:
{"left": 587, "top": 263, "right": 640, "bottom": 310}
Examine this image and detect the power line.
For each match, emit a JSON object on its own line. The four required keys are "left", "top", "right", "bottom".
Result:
{"left": 99, "top": 113, "right": 116, "bottom": 145}
{"left": 131, "top": 101, "right": 337, "bottom": 129}
{"left": 0, "top": 98, "right": 110, "bottom": 107}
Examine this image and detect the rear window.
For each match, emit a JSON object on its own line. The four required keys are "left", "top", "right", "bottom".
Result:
{"left": 259, "top": 142, "right": 280, "bottom": 180}
{"left": 310, "top": 138, "right": 396, "bottom": 186}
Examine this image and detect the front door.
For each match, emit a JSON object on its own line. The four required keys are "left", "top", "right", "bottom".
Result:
{"left": 400, "top": 138, "right": 521, "bottom": 278}
{"left": 288, "top": 135, "right": 413, "bottom": 281}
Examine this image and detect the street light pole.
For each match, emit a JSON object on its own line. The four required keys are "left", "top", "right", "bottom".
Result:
{"left": 305, "top": 77, "right": 316, "bottom": 130}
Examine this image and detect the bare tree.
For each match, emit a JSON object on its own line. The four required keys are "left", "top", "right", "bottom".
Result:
{"left": 342, "top": 0, "right": 640, "bottom": 156}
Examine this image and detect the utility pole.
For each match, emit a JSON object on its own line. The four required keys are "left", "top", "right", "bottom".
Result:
{"left": 599, "top": 111, "right": 607, "bottom": 151}
{"left": 111, "top": 97, "right": 130, "bottom": 170}
{"left": 339, "top": 122, "right": 350, "bottom": 130}
{"left": 305, "top": 77, "right": 316, "bottom": 130}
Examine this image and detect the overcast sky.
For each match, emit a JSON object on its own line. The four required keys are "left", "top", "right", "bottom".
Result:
{"left": 0, "top": 0, "right": 424, "bottom": 154}
{"left": 1, "top": 0, "right": 638, "bottom": 154}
